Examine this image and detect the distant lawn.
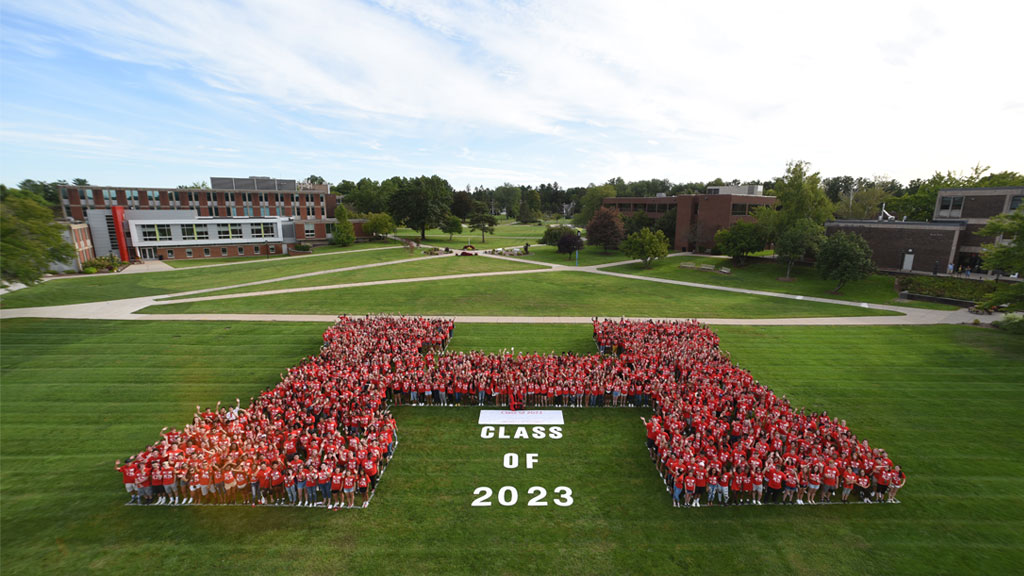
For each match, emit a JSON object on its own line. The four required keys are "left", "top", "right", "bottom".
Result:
{"left": 0, "top": 246, "right": 414, "bottom": 308}
{"left": 608, "top": 256, "right": 958, "bottom": 309}
{"left": 518, "top": 244, "right": 639, "bottom": 267}
{"left": 140, "top": 270, "right": 899, "bottom": 318}
{"left": 395, "top": 220, "right": 555, "bottom": 249}
{"left": 1, "top": 319, "right": 1020, "bottom": 575}
{"left": 161, "top": 255, "right": 548, "bottom": 300}
{"left": 163, "top": 241, "right": 399, "bottom": 268}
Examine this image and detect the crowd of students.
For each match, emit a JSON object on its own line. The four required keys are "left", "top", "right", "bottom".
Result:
{"left": 118, "top": 315, "right": 904, "bottom": 509}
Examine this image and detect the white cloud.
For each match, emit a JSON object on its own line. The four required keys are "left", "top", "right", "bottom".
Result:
{"left": 1, "top": 0, "right": 1022, "bottom": 187}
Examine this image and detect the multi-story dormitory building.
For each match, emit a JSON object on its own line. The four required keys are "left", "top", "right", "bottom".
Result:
{"left": 57, "top": 177, "right": 338, "bottom": 262}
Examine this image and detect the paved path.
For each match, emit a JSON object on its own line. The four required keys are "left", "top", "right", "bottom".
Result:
{"left": 0, "top": 246, "right": 1002, "bottom": 327}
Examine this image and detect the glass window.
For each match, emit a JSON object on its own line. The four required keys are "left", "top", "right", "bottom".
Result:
{"left": 181, "top": 224, "right": 209, "bottom": 240}
{"left": 731, "top": 203, "right": 748, "bottom": 216}
{"left": 939, "top": 196, "right": 964, "bottom": 217}
{"left": 166, "top": 249, "right": 174, "bottom": 259}
{"left": 269, "top": 245, "right": 276, "bottom": 254}
{"left": 217, "top": 223, "right": 243, "bottom": 239}
{"left": 204, "top": 248, "right": 211, "bottom": 257}
{"left": 254, "top": 246, "right": 261, "bottom": 255}
{"left": 1010, "top": 195, "right": 1022, "bottom": 211}
{"left": 186, "top": 249, "right": 193, "bottom": 258}
{"left": 237, "top": 246, "right": 245, "bottom": 255}
{"left": 139, "top": 224, "right": 170, "bottom": 241}
{"left": 250, "top": 222, "right": 275, "bottom": 238}
{"left": 306, "top": 205, "right": 315, "bottom": 218}
{"left": 221, "top": 247, "right": 228, "bottom": 256}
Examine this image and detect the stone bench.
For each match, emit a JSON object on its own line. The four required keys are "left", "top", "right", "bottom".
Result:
{"left": 699, "top": 264, "right": 716, "bottom": 272}
{"left": 718, "top": 267, "right": 731, "bottom": 274}
{"left": 679, "top": 262, "right": 697, "bottom": 269}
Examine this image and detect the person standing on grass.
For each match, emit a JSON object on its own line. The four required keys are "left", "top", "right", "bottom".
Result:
{"left": 343, "top": 471, "right": 357, "bottom": 508}
{"left": 358, "top": 472, "right": 371, "bottom": 508}
{"left": 841, "top": 467, "right": 856, "bottom": 503}
{"left": 886, "top": 466, "right": 906, "bottom": 503}
{"left": 115, "top": 458, "right": 138, "bottom": 504}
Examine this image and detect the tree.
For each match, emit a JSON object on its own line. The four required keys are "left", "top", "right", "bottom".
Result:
{"left": 517, "top": 198, "right": 536, "bottom": 224}
{"left": 978, "top": 207, "right": 1024, "bottom": 275}
{"left": 305, "top": 174, "right": 326, "bottom": 186}
{"left": 817, "top": 231, "right": 876, "bottom": 293}
{"left": 451, "top": 190, "right": 475, "bottom": 220}
{"left": 621, "top": 228, "right": 670, "bottom": 268}
{"left": 556, "top": 231, "right": 584, "bottom": 257}
{"left": 17, "top": 179, "right": 59, "bottom": 204}
{"left": 775, "top": 218, "right": 824, "bottom": 279}
{"left": 332, "top": 204, "right": 356, "bottom": 246}
{"left": 440, "top": 214, "right": 463, "bottom": 240}
{"left": 176, "top": 180, "right": 209, "bottom": 190}
{"left": 1, "top": 195, "right": 75, "bottom": 285}
{"left": 493, "top": 184, "right": 522, "bottom": 219}
{"left": 834, "top": 181, "right": 893, "bottom": 220}
{"left": 363, "top": 212, "right": 396, "bottom": 239}
{"left": 623, "top": 211, "right": 653, "bottom": 236}
{"left": 587, "top": 207, "right": 625, "bottom": 252}
{"left": 767, "top": 161, "right": 834, "bottom": 227}
{"left": 541, "top": 224, "right": 576, "bottom": 245}
{"left": 572, "top": 184, "right": 616, "bottom": 226}
{"left": 469, "top": 212, "right": 498, "bottom": 243}
{"left": 72, "top": 178, "right": 90, "bottom": 186}
{"left": 331, "top": 179, "right": 357, "bottom": 198}
{"left": 389, "top": 175, "right": 454, "bottom": 240}
{"left": 346, "top": 178, "right": 390, "bottom": 214}
{"left": 713, "top": 221, "right": 767, "bottom": 265}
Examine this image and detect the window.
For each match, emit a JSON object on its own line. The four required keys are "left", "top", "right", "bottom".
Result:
{"left": 187, "top": 191, "right": 199, "bottom": 206}
{"left": 260, "top": 206, "right": 270, "bottom": 217}
{"left": 146, "top": 190, "right": 160, "bottom": 205}
{"left": 244, "top": 206, "right": 254, "bottom": 217}
{"left": 306, "top": 205, "right": 315, "bottom": 218}
{"left": 217, "top": 223, "right": 243, "bottom": 239}
{"left": 186, "top": 249, "right": 193, "bottom": 258}
{"left": 102, "top": 189, "right": 117, "bottom": 205}
{"left": 325, "top": 222, "right": 335, "bottom": 237}
{"left": 169, "top": 191, "right": 180, "bottom": 206}
{"left": 237, "top": 246, "right": 245, "bottom": 255}
{"left": 269, "top": 245, "right": 276, "bottom": 254}
{"left": 139, "top": 224, "right": 172, "bottom": 241}
{"left": 204, "top": 248, "right": 211, "bottom": 257}
{"left": 292, "top": 194, "right": 300, "bottom": 203}
{"left": 251, "top": 222, "right": 275, "bottom": 238}
{"left": 181, "top": 224, "right": 209, "bottom": 241}
{"left": 731, "top": 203, "right": 748, "bottom": 216}
{"left": 1011, "top": 195, "right": 1023, "bottom": 211}
{"left": 939, "top": 196, "right": 964, "bottom": 217}
{"left": 166, "top": 249, "right": 175, "bottom": 259}
{"left": 220, "top": 247, "right": 228, "bottom": 256}
{"left": 227, "top": 193, "right": 235, "bottom": 204}
{"left": 254, "top": 246, "right": 261, "bottom": 255}
{"left": 126, "top": 190, "right": 139, "bottom": 208}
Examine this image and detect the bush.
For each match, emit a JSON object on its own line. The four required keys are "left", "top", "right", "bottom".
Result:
{"left": 81, "top": 255, "right": 123, "bottom": 272}
{"left": 82, "top": 267, "right": 98, "bottom": 274}
{"left": 293, "top": 243, "right": 312, "bottom": 252}
{"left": 897, "top": 276, "right": 996, "bottom": 302}
{"left": 541, "top": 225, "right": 576, "bottom": 245}
{"left": 993, "top": 313, "right": 1024, "bottom": 335}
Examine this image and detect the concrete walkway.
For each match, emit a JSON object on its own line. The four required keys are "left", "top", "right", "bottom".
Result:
{"left": 0, "top": 245, "right": 1002, "bottom": 327}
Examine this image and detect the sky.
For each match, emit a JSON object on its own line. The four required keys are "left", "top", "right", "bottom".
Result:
{"left": 1, "top": 0, "right": 1022, "bottom": 190}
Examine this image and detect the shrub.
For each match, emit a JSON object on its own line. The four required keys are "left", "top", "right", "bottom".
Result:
{"left": 541, "top": 225, "right": 576, "bottom": 245}
{"left": 293, "top": 243, "right": 312, "bottom": 252}
{"left": 81, "top": 255, "right": 123, "bottom": 272}
{"left": 896, "top": 276, "right": 996, "bottom": 302}
{"left": 993, "top": 313, "right": 1024, "bottom": 335}
{"left": 82, "top": 267, "right": 98, "bottom": 274}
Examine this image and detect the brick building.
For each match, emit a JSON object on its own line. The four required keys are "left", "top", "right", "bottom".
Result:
{"left": 826, "top": 186, "right": 1023, "bottom": 274}
{"left": 603, "top": 186, "right": 776, "bottom": 251}
{"left": 57, "top": 177, "right": 340, "bottom": 261}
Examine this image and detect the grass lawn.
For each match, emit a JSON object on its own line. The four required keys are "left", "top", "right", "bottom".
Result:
{"left": 609, "top": 256, "right": 958, "bottom": 310}
{"left": 395, "top": 220, "right": 555, "bottom": 249}
{"left": 1, "top": 319, "right": 1020, "bottom": 575}
{"left": 0, "top": 246, "right": 414, "bottom": 309}
{"left": 517, "top": 244, "right": 639, "bottom": 267}
{"left": 160, "top": 255, "right": 548, "bottom": 300}
{"left": 163, "top": 241, "right": 400, "bottom": 268}
{"left": 139, "top": 270, "right": 899, "bottom": 318}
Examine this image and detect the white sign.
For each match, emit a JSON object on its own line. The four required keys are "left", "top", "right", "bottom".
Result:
{"left": 478, "top": 410, "right": 564, "bottom": 426}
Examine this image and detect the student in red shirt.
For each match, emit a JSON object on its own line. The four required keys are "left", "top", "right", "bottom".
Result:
{"left": 343, "top": 471, "right": 357, "bottom": 509}
{"left": 358, "top": 473, "right": 371, "bottom": 508}
{"left": 115, "top": 459, "right": 138, "bottom": 504}
{"left": 330, "top": 467, "right": 344, "bottom": 509}
{"left": 683, "top": 472, "right": 697, "bottom": 508}
{"left": 886, "top": 466, "right": 906, "bottom": 503}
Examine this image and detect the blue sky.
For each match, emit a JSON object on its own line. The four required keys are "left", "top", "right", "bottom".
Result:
{"left": 2, "top": 0, "right": 1021, "bottom": 190}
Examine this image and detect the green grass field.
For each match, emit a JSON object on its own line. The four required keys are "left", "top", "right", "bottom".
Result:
{"left": 517, "top": 244, "right": 638, "bottom": 267}
{"left": 1, "top": 319, "right": 1021, "bottom": 575}
{"left": 0, "top": 246, "right": 415, "bottom": 308}
{"left": 160, "top": 255, "right": 548, "bottom": 300}
{"left": 396, "top": 220, "right": 552, "bottom": 249}
{"left": 162, "top": 241, "right": 400, "bottom": 268}
{"left": 607, "top": 256, "right": 950, "bottom": 308}
{"left": 139, "top": 270, "right": 899, "bottom": 318}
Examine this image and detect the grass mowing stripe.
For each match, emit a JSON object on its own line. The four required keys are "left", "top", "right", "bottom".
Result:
{"left": 138, "top": 271, "right": 898, "bottom": 318}
{"left": 1, "top": 319, "right": 1021, "bottom": 575}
